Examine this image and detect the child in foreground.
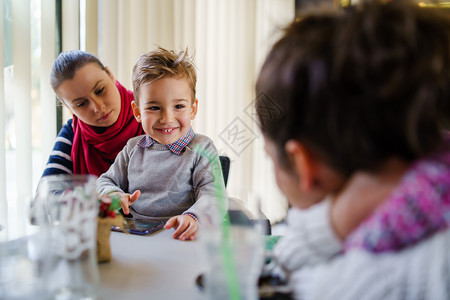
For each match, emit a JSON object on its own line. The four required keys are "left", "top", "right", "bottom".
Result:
{"left": 256, "top": 0, "right": 450, "bottom": 298}
{"left": 97, "top": 47, "right": 225, "bottom": 241}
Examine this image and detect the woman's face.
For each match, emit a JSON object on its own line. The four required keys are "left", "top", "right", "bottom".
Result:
{"left": 56, "top": 63, "right": 121, "bottom": 127}
{"left": 264, "top": 138, "right": 305, "bottom": 207}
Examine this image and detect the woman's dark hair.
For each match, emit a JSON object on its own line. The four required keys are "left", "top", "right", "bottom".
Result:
{"left": 50, "top": 50, "right": 109, "bottom": 91}
{"left": 256, "top": 0, "right": 450, "bottom": 176}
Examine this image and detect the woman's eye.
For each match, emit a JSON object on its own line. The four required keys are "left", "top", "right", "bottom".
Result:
{"left": 76, "top": 101, "right": 87, "bottom": 108}
{"left": 95, "top": 87, "right": 105, "bottom": 95}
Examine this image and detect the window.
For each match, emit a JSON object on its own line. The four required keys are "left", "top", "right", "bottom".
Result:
{"left": 1, "top": 0, "right": 57, "bottom": 239}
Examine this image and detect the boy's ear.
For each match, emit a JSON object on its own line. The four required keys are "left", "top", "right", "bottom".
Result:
{"left": 285, "top": 140, "right": 318, "bottom": 191}
{"left": 105, "top": 66, "right": 115, "bottom": 82}
{"left": 190, "top": 99, "right": 198, "bottom": 120}
{"left": 131, "top": 101, "right": 141, "bottom": 123}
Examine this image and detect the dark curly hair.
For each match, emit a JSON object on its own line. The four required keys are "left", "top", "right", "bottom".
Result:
{"left": 256, "top": 0, "right": 450, "bottom": 176}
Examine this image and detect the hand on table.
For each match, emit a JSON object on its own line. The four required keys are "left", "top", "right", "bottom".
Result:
{"left": 109, "top": 190, "right": 141, "bottom": 215}
{"left": 165, "top": 214, "right": 198, "bottom": 241}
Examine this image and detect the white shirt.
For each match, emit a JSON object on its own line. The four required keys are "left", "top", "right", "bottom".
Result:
{"left": 291, "top": 228, "right": 450, "bottom": 300}
{"left": 274, "top": 196, "right": 342, "bottom": 272}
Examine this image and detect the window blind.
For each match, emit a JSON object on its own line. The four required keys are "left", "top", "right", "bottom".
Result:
{"left": 0, "top": 0, "right": 6, "bottom": 241}
{"left": 0, "top": 0, "right": 57, "bottom": 239}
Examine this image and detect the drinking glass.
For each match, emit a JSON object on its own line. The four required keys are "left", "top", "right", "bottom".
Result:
{"left": 36, "top": 174, "right": 100, "bottom": 299}
{"left": 199, "top": 195, "right": 265, "bottom": 300}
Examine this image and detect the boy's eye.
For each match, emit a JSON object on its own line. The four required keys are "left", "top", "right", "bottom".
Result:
{"left": 95, "top": 87, "right": 105, "bottom": 95}
{"left": 175, "top": 104, "right": 185, "bottom": 109}
{"left": 147, "top": 106, "right": 160, "bottom": 111}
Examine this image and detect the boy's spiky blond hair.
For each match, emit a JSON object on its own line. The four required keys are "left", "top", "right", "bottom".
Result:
{"left": 132, "top": 47, "right": 196, "bottom": 105}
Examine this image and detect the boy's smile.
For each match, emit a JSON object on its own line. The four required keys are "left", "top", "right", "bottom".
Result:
{"left": 132, "top": 76, "right": 198, "bottom": 145}
{"left": 157, "top": 127, "right": 177, "bottom": 133}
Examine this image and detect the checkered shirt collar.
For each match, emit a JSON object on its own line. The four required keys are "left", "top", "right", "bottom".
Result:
{"left": 137, "top": 127, "right": 195, "bottom": 155}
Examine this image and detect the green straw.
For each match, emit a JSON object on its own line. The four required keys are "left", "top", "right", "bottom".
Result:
{"left": 194, "top": 146, "right": 241, "bottom": 300}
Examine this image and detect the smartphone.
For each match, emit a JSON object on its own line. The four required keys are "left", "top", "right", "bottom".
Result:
{"left": 111, "top": 218, "right": 165, "bottom": 235}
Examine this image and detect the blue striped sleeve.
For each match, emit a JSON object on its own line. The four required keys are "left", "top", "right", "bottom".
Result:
{"left": 41, "top": 119, "right": 75, "bottom": 177}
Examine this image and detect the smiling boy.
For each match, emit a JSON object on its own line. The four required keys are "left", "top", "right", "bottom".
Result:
{"left": 96, "top": 48, "right": 225, "bottom": 241}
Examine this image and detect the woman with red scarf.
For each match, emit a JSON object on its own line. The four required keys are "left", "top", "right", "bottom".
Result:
{"left": 41, "top": 50, "right": 144, "bottom": 178}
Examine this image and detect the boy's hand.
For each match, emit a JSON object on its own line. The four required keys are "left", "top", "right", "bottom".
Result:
{"left": 109, "top": 190, "right": 141, "bottom": 215}
{"left": 165, "top": 215, "right": 198, "bottom": 241}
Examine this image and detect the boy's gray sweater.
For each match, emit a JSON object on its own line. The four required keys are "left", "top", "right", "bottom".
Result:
{"left": 96, "top": 134, "right": 225, "bottom": 222}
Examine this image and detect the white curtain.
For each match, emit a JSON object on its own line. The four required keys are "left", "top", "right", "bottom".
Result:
{"left": 83, "top": 0, "right": 294, "bottom": 223}
{"left": 0, "top": 0, "right": 6, "bottom": 239}
{"left": 0, "top": 0, "right": 57, "bottom": 239}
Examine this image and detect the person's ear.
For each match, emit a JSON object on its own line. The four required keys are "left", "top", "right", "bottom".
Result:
{"left": 285, "top": 140, "right": 317, "bottom": 191}
{"left": 131, "top": 101, "right": 141, "bottom": 123}
{"left": 105, "top": 66, "right": 115, "bottom": 82}
{"left": 190, "top": 99, "right": 198, "bottom": 120}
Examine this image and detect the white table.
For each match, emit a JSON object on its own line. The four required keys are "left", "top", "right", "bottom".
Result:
{"left": 98, "top": 229, "right": 207, "bottom": 300}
